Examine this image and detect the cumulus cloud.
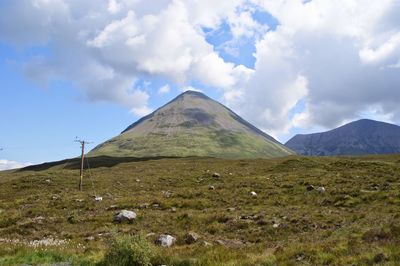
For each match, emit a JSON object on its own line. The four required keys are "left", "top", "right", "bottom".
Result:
{"left": 223, "top": 0, "right": 400, "bottom": 136}
{"left": 0, "top": 159, "right": 32, "bottom": 171}
{"left": 0, "top": 0, "right": 254, "bottom": 116}
{"left": 1, "top": 0, "right": 400, "bottom": 139}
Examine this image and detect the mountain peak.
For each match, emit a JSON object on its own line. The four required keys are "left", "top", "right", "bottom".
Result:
{"left": 285, "top": 118, "right": 400, "bottom": 156}
{"left": 90, "top": 91, "right": 294, "bottom": 158}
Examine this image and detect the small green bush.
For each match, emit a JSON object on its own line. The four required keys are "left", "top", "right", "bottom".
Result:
{"left": 98, "top": 234, "right": 157, "bottom": 266}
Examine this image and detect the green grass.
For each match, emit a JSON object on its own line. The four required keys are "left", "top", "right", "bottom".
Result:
{"left": 0, "top": 155, "right": 400, "bottom": 265}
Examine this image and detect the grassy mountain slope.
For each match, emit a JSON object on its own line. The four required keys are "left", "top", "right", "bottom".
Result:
{"left": 89, "top": 91, "right": 294, "bottom": 158}
{"left": 285, "top": 119, "right": 400, "bottom": 156}
{"left": 1, "top": 155, "right": 400, "bottom": 265}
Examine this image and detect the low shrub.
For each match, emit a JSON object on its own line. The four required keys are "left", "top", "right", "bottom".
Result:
{"left": 98, "top": 234, "right": 157, "bottom": 266}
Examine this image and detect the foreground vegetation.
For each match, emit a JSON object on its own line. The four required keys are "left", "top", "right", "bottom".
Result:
{"left": 0, "top": 155, "right": 400, "bottom": 265}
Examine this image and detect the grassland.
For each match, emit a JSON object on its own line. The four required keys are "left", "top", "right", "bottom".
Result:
{"left": 0, "top": 155, "right": 400, "bottom": 265}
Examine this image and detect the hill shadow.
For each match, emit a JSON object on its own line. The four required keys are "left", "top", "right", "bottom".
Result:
{"left": 19, "top": 155, "right": 184, "bottom": 172}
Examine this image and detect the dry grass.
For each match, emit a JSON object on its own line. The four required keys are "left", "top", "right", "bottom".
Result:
{"left": 0, "top": 155, "right": 400, "bottom": 265}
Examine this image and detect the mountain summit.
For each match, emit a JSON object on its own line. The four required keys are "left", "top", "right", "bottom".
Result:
{"left": 90, "top": 91, "right": 294, "bottom": 158}
{"left": 285, "top": 119, "right": 400, "bottom": 156}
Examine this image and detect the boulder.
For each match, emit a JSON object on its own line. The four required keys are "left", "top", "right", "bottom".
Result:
{"left": 155, "top": 234, "right": 176, "bottom": 247}
{"left": 212, "top": 172, "right": 221, "bottom": 178}
{"left": 184, "top": 232, "right": 200, "bottom": 244}
{"left": 306, "top": 185, "right": 315, "bottom": 191}
{"left": 113, "top": 210, "right": 137, "bottom": 223}
{"left": 94, "top": 196, "right": 103, "bottom": 202}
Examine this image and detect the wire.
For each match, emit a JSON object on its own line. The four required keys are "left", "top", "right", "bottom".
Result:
{"left": 85, "top": 156, "right": 98, "bottom": 196}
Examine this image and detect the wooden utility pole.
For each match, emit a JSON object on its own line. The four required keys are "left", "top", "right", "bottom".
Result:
{"left": 75, "top": 139, "right": 91, "bottom": 191}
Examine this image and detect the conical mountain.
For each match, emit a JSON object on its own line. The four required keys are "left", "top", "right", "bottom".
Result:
{"left": 89, "top": 91, "right": 294, "bottom": 158}
{"left": 285, "top": 119, "right": 400, "bottom": 156}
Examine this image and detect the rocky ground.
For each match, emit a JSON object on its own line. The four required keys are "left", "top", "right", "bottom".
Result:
{"left": 0, "top": 155, "right": 400, "bottom": 265}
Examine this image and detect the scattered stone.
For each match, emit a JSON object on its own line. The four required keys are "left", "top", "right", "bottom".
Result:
{"left": 212, "top": 172, "right": 221, "bottom": 178}
{"left": 250, "top": 191, "right": 257, "bottom": 197}
{"left": 240, "top": 214, "right": 260, "bottom": 220}
{"left": 215, "top": 240, "right": 226, "bottom": 246}
{"left": 136, "top": 179, "right": 141, "bottom": 182}
{"left": 184, "top": 232, "right": 200, "bottom": 244}
{"left": 51, "top": 195, "right": 59, "bottom": 200}
{"left": 113, "top": 210, "right": 137, "bottom": 223}
{"left": 171, "top": 207, "right": 177, "bottom": 213}
{"left": 317, "top": 187, "right": 326, "bottom": 193}
{"left": 227, "top": 207, "right": 236, "bottom": 212}
{"left": 306, "top": 185, "right": 315, "bottom": 191}
{"left": 75, "top": 199, "right": 84, "bottom": 203}
{"left": 84, "top": 236, "right": 95, "bottom": 242}
{"left": 229, "top": 173, "right": 233, "bottom": 176}
{"left": 139, "top": 203, "right": 150, "bottom": 209}
{"left": 45, "top": 179, "right": 51, "bottom": 183}
{"left": 272, "top": 223, "right": 280, "bottom": 229}
{"left": 155, "top": 234, "right": 176, "bottom": 247}
{"left": 94, "top": 196, "right": 103, "bottom": 202}
{"left": 209, "top": 185, "right": 215, "bottom": 190}
{"left": 152, "top": 203, "right": 160, "bottom": 208}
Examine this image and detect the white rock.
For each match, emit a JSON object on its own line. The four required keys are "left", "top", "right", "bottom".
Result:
{"left": 113, "top": 210, "right": 137, "bottom": 223}
{"left": 317, "top": 187, "right": 326, "bottom": 193}
{"left": 273, "top": 223, "right": 280, "bottom": 228}
{"left": 212, "top": 172, "right": 221, "bottom": 178}
{"left": 209, "top": 185, "right": 215, "bottom": 190}
{"left": 250, "top": 191, "right": 257, "bottom": 197}
{"left": 94, "top": 196, "right": 103, "bottom": 202}
{"left": 155, "top": 234, "right": 176, "bottom": 247}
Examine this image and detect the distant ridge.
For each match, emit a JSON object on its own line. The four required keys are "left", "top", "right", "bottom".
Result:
{"left": 90, "top": 91, "right": 294, "bottom": 158}
{"left": 285, "top": 119, "right": 400, "bottom": 156}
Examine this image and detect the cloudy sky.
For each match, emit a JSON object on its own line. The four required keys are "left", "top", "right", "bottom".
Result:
{"left": 1, "top": 0, "right": 400, "bottom": 169}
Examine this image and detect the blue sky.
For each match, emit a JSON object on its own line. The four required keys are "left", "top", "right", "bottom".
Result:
{"left": 1, "top": 0, "right": 399, "bottom": 168}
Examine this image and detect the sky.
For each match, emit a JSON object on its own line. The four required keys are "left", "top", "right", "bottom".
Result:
{"left": 1, "top": 0, "right": 400, "bottom": 169}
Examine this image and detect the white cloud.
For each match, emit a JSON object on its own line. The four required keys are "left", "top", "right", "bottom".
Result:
{"left": 1, "top": 0, "right": 400, "bottom": 140}
{"left": 0, "top": 0, "right": 256, "bottom": 116}
{"left": 0, "top": 159, "right": 32, "bottom": 171}
{"left": 222, "top": 0, "right": 400, "bottom": 138}
{"left": 157, "top": 84, "right": 171, "bottom": 95}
